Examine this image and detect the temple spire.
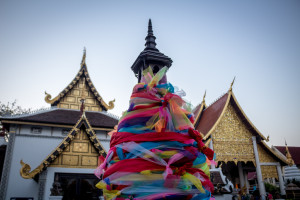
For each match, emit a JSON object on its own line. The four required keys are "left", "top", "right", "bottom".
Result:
{"left": 131, "top": 19, "right": 172, "bottom": 82}
{"left": 81, "top": 47, "right": 86, "bottom": 66}
{"left": 145, "top": 19, "right": 158, "bottom": 50}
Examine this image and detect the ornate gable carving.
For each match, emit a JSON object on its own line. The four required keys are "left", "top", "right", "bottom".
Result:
{"left": 50, "top": 129, "right": 100, "bottom": 168}
{"left": 56, "top": 77, "right": 104, "bottom": 112}
{"left": 212, "top": 103, "right": 255, "bottom": 164}
{"left": 45, "top": 50, "right": 115, "bottom": 111}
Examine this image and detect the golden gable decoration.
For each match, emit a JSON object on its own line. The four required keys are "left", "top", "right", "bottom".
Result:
{"left": 45, "top": 48, "right": 115, "bottom": 111}
{"left": 20, "top": 112, "right": 107, "bottom": 180}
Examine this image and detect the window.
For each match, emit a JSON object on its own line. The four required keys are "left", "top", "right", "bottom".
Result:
{"left": 50, "top": 173, "right": 102, "bottom": 198}
{"left": 31, "top": 127, "right": 42, "bottom": 134}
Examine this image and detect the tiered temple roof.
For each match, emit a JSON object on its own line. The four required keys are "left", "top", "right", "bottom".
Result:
{"left": 1, "top": 49, "right": 118, "bottom": 131}
{"left": 45, "top": 49, "right": 115, "bottom": 112}
{"left": 1, "top": 108, "right": 118, "bottom": 130}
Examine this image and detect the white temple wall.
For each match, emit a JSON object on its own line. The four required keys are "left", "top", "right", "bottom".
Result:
{"left": 98, "top": 139, "right": 110, "bottom": 152}
{"left": 18, "top": 125, "right": 53, "bottom": 136}
{"left": 5, "top": 134, "right": 61, "bottom": 200}
{"left": 3, "top": 124, "right": 112, "bottom": 199}
{"left": 96, "top": 130, "right": 109, "bottom": 139}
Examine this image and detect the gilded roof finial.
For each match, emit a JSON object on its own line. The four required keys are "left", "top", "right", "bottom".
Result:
{"left": 202, "top": 90, "right": 206, "bottom": 103}
{"left": 229, "top": 76, "right": 236, "bottom": 91}
{"left": 81, "top": 47, "right": 86, "bottom": 66}
{"left": 285, "top": 139, "right": 294, "bottom": 166}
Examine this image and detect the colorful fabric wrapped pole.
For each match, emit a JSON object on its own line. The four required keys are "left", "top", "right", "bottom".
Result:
{"left": 95, "top": 67, "right": 215, "bottom": 200}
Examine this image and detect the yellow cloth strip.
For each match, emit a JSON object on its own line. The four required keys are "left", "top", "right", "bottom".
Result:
{"left": 183, "top": 172, "right": 205, "bottom": 193}
{"left": 96, "top": 181, "right": 121, "bottom": 200}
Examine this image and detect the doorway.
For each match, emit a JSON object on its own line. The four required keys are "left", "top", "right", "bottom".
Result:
{"left": 51, "top": 173, "right": 102, "bottom": 200}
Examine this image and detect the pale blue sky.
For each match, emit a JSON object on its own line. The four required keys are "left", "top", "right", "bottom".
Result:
{"left": 0, "top": 0, "right": 299, "bottom": 146}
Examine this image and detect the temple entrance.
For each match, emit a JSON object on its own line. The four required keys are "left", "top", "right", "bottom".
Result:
{"left": 51, "top": 173, "right": 102, "bottom": 200}
{"left": 217, "top": 161, "right": 256, "bottom": 190}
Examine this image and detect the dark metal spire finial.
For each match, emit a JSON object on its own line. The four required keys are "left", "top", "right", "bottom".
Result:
{"left": 148, "top": 19, "right": 153, "bottom": 36}
{"left": 145, "top": 19, "right": 157, "bottom": 50}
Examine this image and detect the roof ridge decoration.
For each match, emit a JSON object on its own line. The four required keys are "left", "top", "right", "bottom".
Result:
{"left": 20, "top": 112, "right": 107, "bottom": 180}
{"left": 81, "top": 47, "right": 86, "bottom": 66}
{"left": 203, "top": 80, "right": 268, "bottom": 141}
{"left": 285, "top": 140, "right": 295, "bottom": 166}
{"left": 229, "top": 76, "right": 235, "bottom": 92}
{"left": 193, "top": 91, "right": 207, "bottom": 130}
{"left": 45, "top": 48, "right": 115, "bottom": 111}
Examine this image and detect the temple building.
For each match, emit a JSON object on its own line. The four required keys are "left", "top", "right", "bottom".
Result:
{"left": 192, "top": 82, "right": 288, "bottom": 198}
{"left": 0, "top": 50, "right": 118, "bottom": 200}
{"left": 0, "top": 19, "right": 292, "bottom": 200}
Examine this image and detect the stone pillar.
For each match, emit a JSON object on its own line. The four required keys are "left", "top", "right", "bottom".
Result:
{"left": 209, "top": 139, "right": 215, "bottom": 169}
{"left": 238, "top": 162, "right": 245, "bottom": 188}
{"left": 244, "top": 171, "right": 250, "bottom": 194}
{"left": 38, "top": 170, "right": 48, "bottom": 200}
{"left": 276, "top": 164, "right": 286, "bottom": 196}
{"left": 0, "top": 131, "right": 16, "bottom": 200}
{"left": 252, "top": 136, "right": 266, "bottom": 200}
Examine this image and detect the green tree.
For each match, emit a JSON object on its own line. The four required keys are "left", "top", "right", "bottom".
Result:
{"left": 0, "top": 100, "right": 32, "bottom": 141}
{"left": 0, "top": 100, "right": 32, "bottom": 116}
{"left": 264, "top": 182, "right": 280, "bottom": 196}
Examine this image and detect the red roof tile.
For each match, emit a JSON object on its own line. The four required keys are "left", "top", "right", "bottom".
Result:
{"left": 1, "top": 109, "right": 118, "bottom": 129}
{"left": 195, "top": 93, "right": 228, "bottom": 136}
{"left": 275, "top": 146, "right": 300, "bottom": 165}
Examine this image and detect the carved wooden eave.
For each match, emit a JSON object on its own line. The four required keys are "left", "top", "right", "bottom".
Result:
{"left": 45, "top": 50, "right": 115, "bottom": 111}
{"left": 20, "top": 112, "right": 107, "bottom": 180}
